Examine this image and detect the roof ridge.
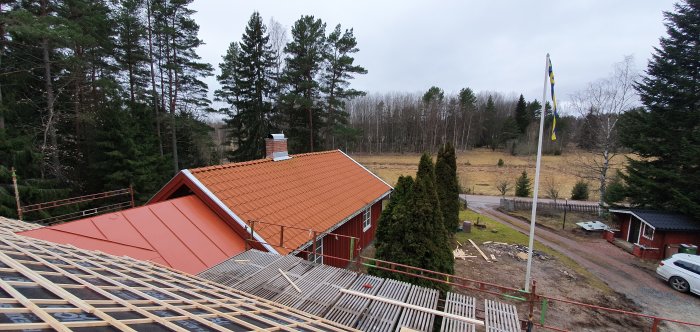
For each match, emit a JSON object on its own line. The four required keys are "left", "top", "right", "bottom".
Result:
{"left": 188, "top": 150, "right": 342, "bottom": 173}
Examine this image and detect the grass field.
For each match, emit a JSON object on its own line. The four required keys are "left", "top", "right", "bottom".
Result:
{"left": 351, "top": 149, "right": 629, "bottom": 201}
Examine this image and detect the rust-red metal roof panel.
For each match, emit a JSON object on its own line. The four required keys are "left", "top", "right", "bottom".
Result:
{"left": 18, "top": 195, "right": 246, "bottom": 274}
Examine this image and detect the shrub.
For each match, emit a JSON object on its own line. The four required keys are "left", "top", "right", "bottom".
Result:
{"left": 497, "top": 158, "right": 504, "bottom": 167}
{"left": 515, "top": 171, "right": 531, "bottom": 197}
{"left": 571, "top": 180, "right": 589, "bottom": 200}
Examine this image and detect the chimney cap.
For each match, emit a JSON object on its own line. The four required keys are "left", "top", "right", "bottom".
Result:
{"left": 269, "top": 133, "right": 285, "bottom": 140}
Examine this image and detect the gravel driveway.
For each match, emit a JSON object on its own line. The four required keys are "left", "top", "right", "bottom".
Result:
{"left": 463, "top": 195, "right": 700, "bottom": 332}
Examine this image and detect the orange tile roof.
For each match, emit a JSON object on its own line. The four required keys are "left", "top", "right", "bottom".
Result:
{"left": 188, "top": 150, "right": 392, "bottom": 254}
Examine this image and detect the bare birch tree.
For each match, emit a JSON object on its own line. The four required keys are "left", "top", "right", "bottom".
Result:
{"left": 571, "top": 56, "right": 638, "bottom": 206}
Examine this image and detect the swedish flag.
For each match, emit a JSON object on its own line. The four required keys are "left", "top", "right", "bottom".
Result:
{"left": 548, "top": 57, "right": 558, "bottom": 141}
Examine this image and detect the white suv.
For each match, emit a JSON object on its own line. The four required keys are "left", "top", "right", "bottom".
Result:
{"left": 656, "top": 253, "right": 700, "bottom": 294}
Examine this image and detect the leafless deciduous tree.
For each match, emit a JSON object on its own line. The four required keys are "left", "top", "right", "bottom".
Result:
{"left": 543, "top": 177, "right": 560, "bottom": 202}
{"left": 571, "top": 56, "right": 638, "bottom": 206}
{"left": 267, "top": 17, "right": 287, "bottom": 86}
{"left": 495, "top": 180, "right": 512, "bottom": 197}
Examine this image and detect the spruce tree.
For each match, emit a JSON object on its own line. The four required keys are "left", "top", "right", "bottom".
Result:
{"left": 619, "top": 0, "right": 700, "bottom": 218}
{"left": 514, "top": 94, "right": 529, "bottom": 134}
{"left": 435, "top": 143, "right": 460, "bottom": 233}
{"left": 218, "top": 12, "right": 277, "bottom": 161}
{"left": 515, "top": 171, "right": 531, "bottom": 197}
{"left": 279, "top": 15, "right": 326, "bottom": 153}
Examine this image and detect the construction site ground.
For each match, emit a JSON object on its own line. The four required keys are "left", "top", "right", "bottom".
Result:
{"left": 463, "top": 194, "right": 700, "bottom": 332}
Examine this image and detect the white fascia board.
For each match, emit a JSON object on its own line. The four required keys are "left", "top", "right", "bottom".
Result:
{"left": 338, "top": 149, "right": 394, "bottom": 189}
{"left": 182, "top": 169, "right": 278, "bottom": 254}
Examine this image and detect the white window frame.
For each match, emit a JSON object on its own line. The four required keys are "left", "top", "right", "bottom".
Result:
{"left": 362, "top": 207, "right": 372, "bottom": 232}
{"left": 641, "top": 223, "right": 655, "bottom": 240}
{"left": 309, "top": 236, "right": 323, "bottom": 264}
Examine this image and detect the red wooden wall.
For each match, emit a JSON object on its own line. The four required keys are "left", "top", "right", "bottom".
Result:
{"left": 323, "top": 200, "right": 383, "bottom": 267}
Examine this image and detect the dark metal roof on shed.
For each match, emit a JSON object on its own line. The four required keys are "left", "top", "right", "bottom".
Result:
{"left": 610, "top": 209, "right": 700, "bottom": 231}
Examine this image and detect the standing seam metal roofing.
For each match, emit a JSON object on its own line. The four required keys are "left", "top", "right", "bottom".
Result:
{"left": 0, "top": 216, "right": 356, "bottom": 331}
{"left": 18, "top": 195, "right": 247, "bottom": 274}
{"left": 187, "top": 150, "right": 392, "bottom": 255}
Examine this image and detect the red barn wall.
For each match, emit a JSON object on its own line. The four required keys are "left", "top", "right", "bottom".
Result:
{"left": 323, "top": 200, "right": 383, "bottom": 267}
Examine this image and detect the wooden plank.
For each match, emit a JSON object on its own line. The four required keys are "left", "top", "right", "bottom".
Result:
{"left": 469, "top": 239, "right": 490, "bottom": 262}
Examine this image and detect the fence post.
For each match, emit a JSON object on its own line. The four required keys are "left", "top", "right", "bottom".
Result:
{"left": 312, "top": 231, "right": 317, "bottom": 262}
{"left": 562, "top": 199, "right": 568, "bottom": 230}
{"left": 651, "top": 318, "right": 660, "bottom": 332}
{"left": 129, "top": 184, "right": 135, "bottom": 208}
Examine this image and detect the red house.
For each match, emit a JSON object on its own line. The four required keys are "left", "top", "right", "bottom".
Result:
{"left": 608, "top": 209, "right": 700, "bottom": 260}
{"left": 21, "top": 134, "right": 392, "bottom": 271}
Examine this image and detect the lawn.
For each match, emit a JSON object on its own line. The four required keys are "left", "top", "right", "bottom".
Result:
{"left": 455, "top": 209, "right": 553, "bottom": 254}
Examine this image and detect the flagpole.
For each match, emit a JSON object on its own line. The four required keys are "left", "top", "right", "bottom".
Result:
{"left": 524, "top": 53, "right": 550, "bottom": 292}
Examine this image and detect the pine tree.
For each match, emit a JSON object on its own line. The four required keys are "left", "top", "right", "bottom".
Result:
{"left": 279, "top": 15, "right": 326, "bottom": 153}
{"left": 515, "top": 171, "right": 531, "bottom": 197}
{"left": 217, "top": 12, "right": 277, "bottom": 161}
{"left": 619, "top": 0, "right": 700, "bottom": 218}
{"left": 435, "top": 143, "right": 459, "bottom": 233}
{"left": 514, "top": 94, "right": 529, "bottom": 134}
{"left": 321, "top": 24, "right": 367, "bottom": 149}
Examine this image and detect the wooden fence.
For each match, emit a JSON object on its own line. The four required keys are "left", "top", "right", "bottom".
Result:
{"left": 500, "top": 198, "right": 600, "bottom": 214}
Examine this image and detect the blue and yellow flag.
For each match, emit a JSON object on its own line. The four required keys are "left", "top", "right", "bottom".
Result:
{"left": 548, "top": 57, "right": 558, "bottom": 141}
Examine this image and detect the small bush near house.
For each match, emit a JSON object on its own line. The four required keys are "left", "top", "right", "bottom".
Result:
{"left": 497, "top": 158, "right": 504, "bottom": 167}
{"left": 571, "top": 180, "right": 590, "bottom": 200}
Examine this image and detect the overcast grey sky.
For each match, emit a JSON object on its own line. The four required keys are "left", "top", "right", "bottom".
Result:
{"left": 191, "top": 1, "right": 675, "bottom": 114}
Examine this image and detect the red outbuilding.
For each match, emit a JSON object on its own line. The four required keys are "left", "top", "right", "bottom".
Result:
{"left": 607, "top": 209, "right": 700, "bottom": 260}
{"left": 22, "top": 134, "right": 393, "bottom": 271}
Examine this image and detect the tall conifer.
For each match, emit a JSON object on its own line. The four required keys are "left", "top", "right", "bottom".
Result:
{"left": 436, "top": 143, "right": 460, "bottom": 233}
{"left": 619, "top": 0, "right": 700, "bottom": 218}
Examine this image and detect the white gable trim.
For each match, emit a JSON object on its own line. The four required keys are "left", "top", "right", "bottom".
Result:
{"left": 182, "top": 170, "right": 278, "bottom": 254}
{"left": 611, "top": 209, "right": 656, "bottom": 244}
{"left": 338, "top": 149, "right": 394, "bottom": 189}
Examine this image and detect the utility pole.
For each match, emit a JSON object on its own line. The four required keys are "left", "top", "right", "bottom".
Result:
{"left": 11, "top": 167, "right": 22, "bottom": 220}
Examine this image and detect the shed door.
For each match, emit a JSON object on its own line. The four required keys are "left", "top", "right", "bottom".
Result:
{"left": 628, "top": 219, "right": 641, "bottom": 244}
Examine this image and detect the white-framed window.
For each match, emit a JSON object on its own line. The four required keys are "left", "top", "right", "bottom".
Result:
{"left": 642, "top": 223, "right": 654, "bottom": 240}
{"left": 362, "top": 207, "right": 372, "bottom": 232}
{"left": 309, "top": 236, "right": 323, "bottom": 264}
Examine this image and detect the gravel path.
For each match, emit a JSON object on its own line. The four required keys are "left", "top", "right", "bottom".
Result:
{"left": 463, "top": 195, "right": 700, "bottom": 332}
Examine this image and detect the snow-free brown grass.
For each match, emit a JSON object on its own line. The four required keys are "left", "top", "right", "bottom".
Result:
{"left": 351, "top": 148, "right": 629, "bottom": 201}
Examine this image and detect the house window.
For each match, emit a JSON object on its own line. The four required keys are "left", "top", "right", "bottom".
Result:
{"left": 309, "top": 236, "right": 323, "bottom": 264}
{"left": 362, "top": 207, "right": 372, "bottom": 232}
{"left": 642, "top": 224, "right": 654, "bottom": 240}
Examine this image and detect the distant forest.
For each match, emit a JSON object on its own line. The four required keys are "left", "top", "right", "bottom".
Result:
{"left": 1, "top": 0, "right": 682, "bottom": 220}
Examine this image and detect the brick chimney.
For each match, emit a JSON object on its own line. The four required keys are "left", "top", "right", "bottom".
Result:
{"left": 265, "top": 133, "right": 291, "bottom": 161}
